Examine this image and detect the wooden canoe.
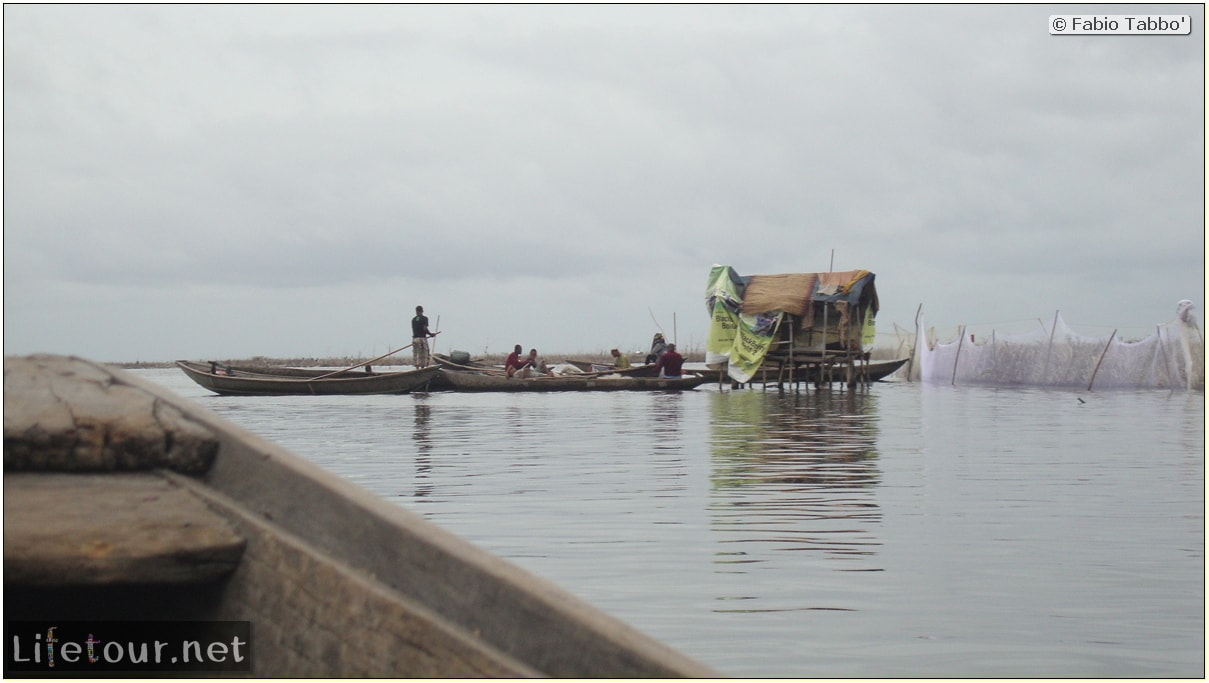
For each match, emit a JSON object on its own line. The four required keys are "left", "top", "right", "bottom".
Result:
{"left": 859, "top": 358, "right": 909, "bottom": 381}
{"left": 437, "top": 368, "right": 715, "bottom": 392}
{"left": 4, "top": 354, "right": 717, "bottom": 677}
{"left": 561, "top": 358, "right": 669, "bottom": 377}
{"left": 563, "top": 358, "right": 612, "bottom": 372}
{"left": 175, "top": 360, "right": 440, "bottom": 396}
{"left": 789, "top": 358, "right": 909, "bottom": 383}
{"left": 740, "top": 357, "right": 910, "bottom": 385}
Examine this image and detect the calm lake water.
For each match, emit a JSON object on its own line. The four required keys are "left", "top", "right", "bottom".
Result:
{"left": 138, "top": 368, "right": 1205, "bottom": 678}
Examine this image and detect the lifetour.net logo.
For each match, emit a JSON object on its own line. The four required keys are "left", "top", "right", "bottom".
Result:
{"left": 4, "top": 622, "right": 251, "bottom": 674}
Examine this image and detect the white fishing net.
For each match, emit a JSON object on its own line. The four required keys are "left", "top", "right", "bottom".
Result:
{"left": 895, "top": 302, "right": 1204, "bottom": 391}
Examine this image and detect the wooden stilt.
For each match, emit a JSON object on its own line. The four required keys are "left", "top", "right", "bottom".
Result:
{"left": 951, "top": 325, "right": 966, "bottom": 386}
{"left": 1087, "top": 329, "right": 1117, "bottom": 391}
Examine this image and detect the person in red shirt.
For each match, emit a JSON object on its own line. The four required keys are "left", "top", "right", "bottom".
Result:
{"left": 652, "top": 343, "right": 684, "bottom": 378}
{"left": 505, "top": 344, "right": 530, "bottom": 378}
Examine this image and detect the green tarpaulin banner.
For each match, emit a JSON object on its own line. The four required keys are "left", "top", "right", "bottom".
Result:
{"left": 729, "top": 311, "right": 781, "bottom": 382}
{"left": 706, "top": 265, "right": 741, "bottom": 358}
{"left": 705, "top": 265, "right": 782, "bottom": 383}
{"left": 861, "top": 301, "right": 877, "bottom": 348}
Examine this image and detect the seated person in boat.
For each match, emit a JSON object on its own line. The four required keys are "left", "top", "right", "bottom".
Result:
{"left": 505, "top": 345, "right": 530, "bottom": 378}
{"left": 514, "top": 349, "right": 553, "bottom": 379}
{"left": 611, "top": 348, "right": 632, "bottom": 370}
{"left": 645, "top": 332, "right": 667, "bottom": 364}
{"left": 652, "top": 343, "right": 684, "bottom": 378}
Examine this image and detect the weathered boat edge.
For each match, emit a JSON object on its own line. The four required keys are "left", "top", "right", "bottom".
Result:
{"left": 4, "top": 355, "right": 720, "bottom": 677}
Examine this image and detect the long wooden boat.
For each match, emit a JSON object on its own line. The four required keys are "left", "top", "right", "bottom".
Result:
{"left": 795, "top": 357, "right": 909, "bottom": 383}
{"left": 4, "top": 354, "right": 717, "bottom": 677}
{"left": 562, "top": 358, "right": 667, "bottom": 377}
{"left": 564, "top": 358, "right": 607, "bottom": 372}
{"left": 742, "top": 357, "right": 909, "bottom": 385}
{"left": 431, "top": 353, "right": 597, "bottom": 385}
{"left": 437, "top": 368, "right": 715, "bottom": 392}
{"left": 562, "top": 359, "right": 717, "bottom": 380}
{"left": 176, "top": 360, "right": 440, "bottom": 396}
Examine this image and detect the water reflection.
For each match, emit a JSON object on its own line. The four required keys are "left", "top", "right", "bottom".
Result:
{"left": 651, "top": 392, "right": 685, "bottom": 452}
{"left": 708, "top": 389, "right": 883, "bottom": 577}
{"left": 646, "top": 393, "right": 689, "bottom": 494}
{"left": 412, "top": 400, "right": 433, "bottom": 499}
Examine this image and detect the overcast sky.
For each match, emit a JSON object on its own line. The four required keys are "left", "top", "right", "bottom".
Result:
{"left": 4, "top": 4, "right": 1204, "bottom": 363}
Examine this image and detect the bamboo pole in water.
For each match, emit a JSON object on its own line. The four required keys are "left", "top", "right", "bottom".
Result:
{"left": 1041, "top": 310, "right": 1060, "bottom": 382}
{"left": 907, "top": 303, "right": 923, "bottom": 382}
{"left": 1155, "top": 325, "right": 1175, "bottom": 395}
{"left": 951, "top": 325, "right": 967, "bottom": 386}
{"left": 1086, "top": 329, "right": 1117, "bottom": 391}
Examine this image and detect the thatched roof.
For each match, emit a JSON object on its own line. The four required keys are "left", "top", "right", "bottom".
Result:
{"left": 740, "top": 269, "right": 877, "bottom": 316}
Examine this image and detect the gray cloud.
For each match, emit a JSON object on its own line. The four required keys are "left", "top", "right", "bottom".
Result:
{"left": 5, "top": 4, "right": 1203, "bottom": 361}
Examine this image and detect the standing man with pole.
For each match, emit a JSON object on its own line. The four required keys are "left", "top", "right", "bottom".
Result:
{"left": 411, "top": 305, "right": 438, "bottom": 368}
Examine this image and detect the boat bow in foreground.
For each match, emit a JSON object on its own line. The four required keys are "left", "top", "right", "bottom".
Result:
{"left": 5, "top": 354, "right": 717, "bottom": 677}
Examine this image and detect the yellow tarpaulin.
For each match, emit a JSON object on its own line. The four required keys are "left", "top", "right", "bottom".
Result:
{"left": 706, "top": 265, "right": 783, "bottom": 383}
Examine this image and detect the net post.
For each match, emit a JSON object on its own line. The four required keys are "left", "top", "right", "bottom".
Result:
{"left": 1087, "top": 329, "right": 1118, "bottom": 391}
{"left": 951, "top": 325, "right": 967, "bottom": 386}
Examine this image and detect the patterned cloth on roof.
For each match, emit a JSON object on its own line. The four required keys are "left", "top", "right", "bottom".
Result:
{"left": 740, "top": 273, "right": 818, "bottom": 316}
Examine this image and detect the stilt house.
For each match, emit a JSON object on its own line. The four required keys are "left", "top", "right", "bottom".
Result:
{"left": 706, "top": 265, "right": 880, "bottom": 385}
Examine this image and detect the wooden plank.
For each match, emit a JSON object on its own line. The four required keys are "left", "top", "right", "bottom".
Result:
{"left": 4, "top": 472, "right": 245, "bottom": 585}
{"left": 4, "top": 354, "right": 218, "bottom": 473}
